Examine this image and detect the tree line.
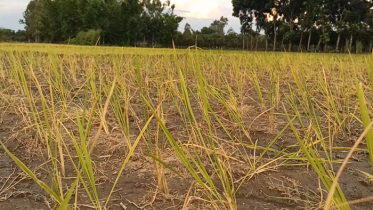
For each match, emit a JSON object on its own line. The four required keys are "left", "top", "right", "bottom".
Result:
{"left": 232, "top": 0, "right": 373, "bottom": 52}
{"left": 15, "top": 0, "right": 183, "bottom": 47}
{"left": 2, "top": 0, "right": 373, "bottom": 52}
{"left": 1, "top": 0, "right": 249, "bottom": 49}
{"left": 0, "top": 28, "right": 28, "bottom": 42}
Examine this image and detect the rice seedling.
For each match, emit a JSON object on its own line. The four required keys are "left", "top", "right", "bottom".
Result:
{"left": 1, "top": 43, "right": 373, "bottom": 209}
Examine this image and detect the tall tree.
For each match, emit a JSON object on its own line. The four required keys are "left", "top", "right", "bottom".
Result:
{"left": 281, "top": 0, "right": 304, "bottom": 51}
{"left": 183, "top": 23, "right": 193, "bottom": 36}
{"left": 328, "top": 0, "right": 349, "bottom": 51}
{"left": 232, "top": 0, "right": 271, "bottom": 49}
{"left": 301, "top": 0, "right": 320, "bottom": 51}
{"left": 210, "top": 16, "right": 229, "bottom": 35}
{"left": 345, "top": 0, "right": 372, "bottom": 52}
{"left": 20, "top": 0, "right": 48, "bottom": 42}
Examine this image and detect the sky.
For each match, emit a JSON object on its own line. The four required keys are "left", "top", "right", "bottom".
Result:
{"left": 0, "top": 0, "right": 241, "bottom": 33}
{"left": 172, "top": 0, "right": 241, "bottom": 33}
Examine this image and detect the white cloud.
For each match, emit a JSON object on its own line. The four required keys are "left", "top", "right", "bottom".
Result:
{"left": 172, "top": 0, "right": 241, "bottom": 33}
{"left": 172, "top": 0, "right": 233, "bottom": 19}
{"left": 0, "top": 0, "right": 29, "bottom": 15}
{"left": 178, "top": 17, "right": 241, "bottom": 34}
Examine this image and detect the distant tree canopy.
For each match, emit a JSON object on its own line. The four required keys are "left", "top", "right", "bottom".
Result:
{"left": 0, "top": 28, "right": 28, "bottom": 42}
{"left": 232, "top": 0, "right": 373, "bottom": 52}
{"left": 20, "top": 0, "right": 183, "bottom": 47}
{"left": 3, "top": 0, "right": 373, "bottom": 52}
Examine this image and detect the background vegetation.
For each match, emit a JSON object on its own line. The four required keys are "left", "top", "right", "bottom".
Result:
{"left": 2, "top": 0, "right": 373, "bottom": 52}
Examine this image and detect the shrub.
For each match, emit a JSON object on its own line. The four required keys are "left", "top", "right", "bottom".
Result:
{"left": 74, "top": 29, "right": 102, "bottom": 45}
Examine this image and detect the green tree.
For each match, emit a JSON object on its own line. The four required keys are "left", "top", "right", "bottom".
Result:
{"left": 20, "top": 0, "right": 48, "bottom": 42}
{"left": 158, "top": 12, "right": 183, "bottom": 46}
{"left": 302, "top": 0, "right": 320, "bottom": 51}
{"left": 19, "top": 0, "right": 184, "bottom": 46}
{"left": 226, "top": 27, "right": 241, "bottom": 49}
{"left": 0, "top": 28, "right": 15, "bottom": 42}
{"left": 345, "top": 0, "right": 372, "bottom": 52}
{"left": 210, "top": 16, "right": 229, "bottom": 35}
{"left": 280, "top": 0, "right": 304, "bottom": 51}
{"left": 183, "top": 23, "right": 193, "bottom": 36}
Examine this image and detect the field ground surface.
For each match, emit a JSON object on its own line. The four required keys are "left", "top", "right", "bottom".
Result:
{"left": 1, "top": 43, "right": 373, "bottom": 210}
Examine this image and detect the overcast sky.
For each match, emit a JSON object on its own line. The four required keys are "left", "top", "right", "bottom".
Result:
{"left": 0, "top": 0, "right": 241, "bottom": 33}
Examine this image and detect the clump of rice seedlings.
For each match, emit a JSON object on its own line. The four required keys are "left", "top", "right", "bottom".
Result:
{"left": 249, "top": 69, "right": 265, "bottom": 110}
{"left": 284, "top": 106, "right": 350, "bottom": 210}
